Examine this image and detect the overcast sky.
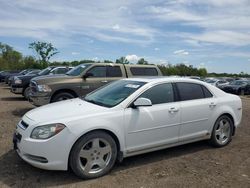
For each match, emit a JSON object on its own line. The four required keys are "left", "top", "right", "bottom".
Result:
{"left": 0, "top": 0, "right": 250, "bottom": 73}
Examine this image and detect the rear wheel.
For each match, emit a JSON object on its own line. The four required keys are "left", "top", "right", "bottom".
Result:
{"left": 51, "top": 92, "right": 75, "bottom": 102}
{"left": 209, "top": 115, "right": 233, "bottom": 147}
{"left": 70, "top": 131, "right": 117, "bottom": 179}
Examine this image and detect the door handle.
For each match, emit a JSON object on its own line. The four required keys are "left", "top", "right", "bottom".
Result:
{"left": 101, "top": 80, "right": 108, "bottom": 83}
{"left": 209, "top": 102, "right": 217, "bottom": 108}
{"left": 169, "top": 107, "right": 179, "bottom": 113}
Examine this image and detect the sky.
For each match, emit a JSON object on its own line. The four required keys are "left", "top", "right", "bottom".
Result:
{"left": 0, "top": 0, "right": 250, "bottom": 74}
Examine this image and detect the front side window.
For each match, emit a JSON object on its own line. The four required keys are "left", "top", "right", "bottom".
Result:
{"left": 87, "top": 66, "right": 106, "bottom": 77}
{"left": 139, "top": 83, "right": 174, "bottom": 105}
{"left": 176, "top": 82, "right": 204, "bottom": 101}
{"left": 54, "top": 68, "right": 67, "bottom": 74}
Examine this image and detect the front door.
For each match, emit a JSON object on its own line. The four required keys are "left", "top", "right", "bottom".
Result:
{"left": 80, "top": 65, "right": 107, "bottom": 96}
{"left": 124, "top": 83, "right": 181, "bottom": 153}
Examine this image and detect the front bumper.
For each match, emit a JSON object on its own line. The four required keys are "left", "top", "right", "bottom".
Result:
{"left": 11, "top": 86, "right": 23, "bottom": 94}
{"left": 29, "top": 92, "right": 51, "bottom": 106}
{"left": 13, "top": 120, "right": 73, "bottom": 171}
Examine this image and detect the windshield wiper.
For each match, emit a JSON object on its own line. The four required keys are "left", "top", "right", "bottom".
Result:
{"left": 84, "top": 98, "right": 107, "bottom": 107}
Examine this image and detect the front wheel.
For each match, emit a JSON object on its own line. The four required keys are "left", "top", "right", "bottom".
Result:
{"left": 209, "top": 115, "right": 233, "bottom": 147}
{"left": 70, "top": 131, "right": 117, "bottom": 179}
{"left": 23, "top": 87, "right": 31, "bottom": 99}
{"left": 51, "top": 92, "right": 75, "bottom": 102}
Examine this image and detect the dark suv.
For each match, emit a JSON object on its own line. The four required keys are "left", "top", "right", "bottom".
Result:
{"left": 11, "top": 66, "right": 72, "bottom": 99}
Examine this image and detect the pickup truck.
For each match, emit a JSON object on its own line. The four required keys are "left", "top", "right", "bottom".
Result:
{"left": 29, "top": 63, "right": 162, "bottom": 106}
{"left": 11, "top": 66, "right": 73, "bottom": 99}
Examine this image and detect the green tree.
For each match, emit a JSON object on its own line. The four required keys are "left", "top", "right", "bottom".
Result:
{"left": 104, "top": 60, "right": 114, "bottom": 64}
{"left": 0, "top": 42, "right": 22, "bottom": 70}
{"left": 29, "top": 41, "right": 59, "bottom": 68}
{"left": 115, "top": 56, "right": 129, "bottom": 64}
{"left": 137, "top": 58, "right": 148, "bottom": 65}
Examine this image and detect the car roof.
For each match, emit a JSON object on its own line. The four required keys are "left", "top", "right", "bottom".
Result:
{"left": 124, "top": 76, "right": 206, "bottom": 84}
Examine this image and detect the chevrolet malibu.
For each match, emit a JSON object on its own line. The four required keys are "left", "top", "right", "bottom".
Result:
{"left": 13, "top": 78, "right": 242, "bottom": 179}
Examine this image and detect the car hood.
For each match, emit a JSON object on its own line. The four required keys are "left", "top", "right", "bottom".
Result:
{"left": 18, "top": 74, "right": 38, "bottom": 80}
{"left": 25, "top": 98, "right": 108, "bottom": 124}
{"left": 224, "top": 85, "right": 242, "bottom": 89}
{"left": 31, "top": 74, "right": 73, "bottom": 84}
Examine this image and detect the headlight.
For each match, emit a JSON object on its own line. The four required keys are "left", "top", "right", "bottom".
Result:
{"left": 31, "top": 123, "right": 65, "bottom": 139}
{"left": 37, "top": 84, "right": 52, "bottom": 92}
{"left": 14, "top": 77, "right": 22, "bottom": 84}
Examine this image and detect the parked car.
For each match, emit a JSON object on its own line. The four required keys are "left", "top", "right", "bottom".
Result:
{"left": 206, "top": 79, "right": 229, "bottom": 87}
{"left": 8, "top": 69, "right": 41, "bottom": 86}
{"left": 0, "top": 70, "right": 20, "bottom": 82}
{"left": 13, "top": 77, "right": 242, "bottom": 179}
{"left": 11, "top": 66, "right": 72, "bottom": 99}
{"left": 29, "top": 63, "right": 162, "bottom": 106}
{"left": 220, "top": 80, "right": 250, "bottom": 95}
{"left": 4, "top": 70, "right": 31, "bottom": 84}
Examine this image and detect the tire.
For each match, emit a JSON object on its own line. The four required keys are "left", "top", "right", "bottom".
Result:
{"left": 70, "top": 131, "right": 117, "bottom": 179}
{"left": 239, "top": 89, "right": 245, "bottom": 96}
{"left": 51, "top": 92, "right": 75, "bottom": 102}
{"left": 209, "top": 115, "right": 233, "bottom": 147}
{"left": 23, "top": 87, "right": 31, "bottom": 99}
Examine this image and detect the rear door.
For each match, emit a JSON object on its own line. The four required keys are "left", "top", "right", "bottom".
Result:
{"left": 176, "top": 82, "right": 216, "bottom": 141}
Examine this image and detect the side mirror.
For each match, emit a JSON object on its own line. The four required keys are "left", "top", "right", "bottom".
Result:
{"left": 133, "top": 98, "right": 152, "bottom": 108}
{"left": 83, "top": 72, "right": 93, "bottom": 79}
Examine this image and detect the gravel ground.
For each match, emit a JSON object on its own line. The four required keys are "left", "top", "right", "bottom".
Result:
{"left": 0, "top": 83, "right": 250, "bottom": 188}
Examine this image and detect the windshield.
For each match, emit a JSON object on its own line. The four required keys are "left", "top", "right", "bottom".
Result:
{"left": 207, "top": 80, "right": 217, "bottom": 83}
{"left": 84, "top": 80, "right": 146, "bottom": 107}
{"left": 230, "top": 80, "right": 247, "bottom": 85}
{"left": 66, "top": 64, "right": 91, "bottom": 76}
{"left": 26, "top": 70, "right": 39, "bottom": 75}
{"left": 38, "top": 67, "right": 53, "bottom": 76}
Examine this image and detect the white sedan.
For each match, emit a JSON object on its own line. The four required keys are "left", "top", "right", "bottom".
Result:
{"left": 13, "top": 77, "right": 242, "bottom": 179}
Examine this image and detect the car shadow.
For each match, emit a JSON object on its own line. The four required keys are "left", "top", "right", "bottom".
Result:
{"left": 1, "top": 97, "right": 26, "bottom": 101}
{"left": 12, "top": 107, "right": 34, "bottom": 117}
{"left": 0, "top": 141, "right": 213, "bottom": 187}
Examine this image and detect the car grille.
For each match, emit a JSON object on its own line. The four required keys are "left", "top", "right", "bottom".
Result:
{"left": 30, "top": 81, "right": 37, "bottom": 92}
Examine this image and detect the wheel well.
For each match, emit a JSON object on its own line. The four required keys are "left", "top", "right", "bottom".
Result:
{"left": 51, "top": 89, "right": 78, "bottom": 102}
{"left": 22, "top": 84, "right": 29, "bottom": 95}
{"left": 68, "top": 129, "right": 121, "bottom": 170}
{"left": 220, "top": 113, "right": 236, "bottom": 136}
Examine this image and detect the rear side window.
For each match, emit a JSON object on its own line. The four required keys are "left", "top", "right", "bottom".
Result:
{"left": 202, "top": 86, "right": 213, "bottom": 98}
{"left": 107, "top": 66, "right": 122, "bottom": 77}
{"left": 139, "top": 83, "right": 174, "bottom": 105}
{"left": 176, "top": 83, "right": 204, "bottom": 101}
{"left": 130, "top": 67, "right": 158, "bottom": 76}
